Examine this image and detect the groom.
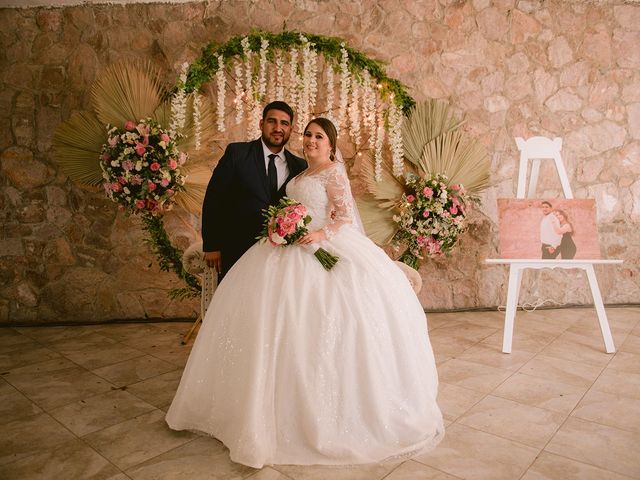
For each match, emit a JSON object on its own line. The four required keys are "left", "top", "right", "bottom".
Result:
{"left": 202, "top": 101, "right": 307, "bottom": 277}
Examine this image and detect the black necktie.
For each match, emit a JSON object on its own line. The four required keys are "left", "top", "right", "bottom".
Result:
{"left": 268, "top": 153, "right": 278, "bottom": 199}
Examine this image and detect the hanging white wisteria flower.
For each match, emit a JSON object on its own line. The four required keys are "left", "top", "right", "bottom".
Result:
{"left": 348, "top": 80, "right": 361, "bottom": 146}
{"left": 241, "top": 37, "right": 255, "bottom": 120}
{"left": 287, "top": 48, "right": 300, "bottom": 120}
{"left": 215, "top": 55, "right": 226, "bottom": 132}
{"left": 274, "top": 51, "right": 285, "bottom": 100}
{"left": 388, "top": 98, "right": 405, "bottom": 177}
{"left": 374, "top": 105, "right": 385, "bottom": 182}
{"left": 169, "top": 62, "right": 189, "bottom": 137}
{"left": 257, "top": 38, "right": 269, "bottom": 100}
{"left": 193, "top": 91, "right": 202, "bottom": 150}
{"left": 234, "top": 59, "right": 245, "bottom": 124}
{"left": 361, "top": 69, "right": 377, "bottom": 147}
{"left": 297, "top": 35, "right": 318, "bottom": 133}
{"left": 337, "top": 44, "right": 351, "bottom": 133}
{"left": 324, "top": 65, "right": 335, "bottom": 123}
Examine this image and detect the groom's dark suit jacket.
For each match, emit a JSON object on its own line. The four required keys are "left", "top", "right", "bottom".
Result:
{"left": 202, "top": 139, "right": 307, "bottom": 276}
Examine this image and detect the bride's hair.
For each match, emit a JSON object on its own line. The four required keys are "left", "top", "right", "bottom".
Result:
{"left": 304, "top": 117, "right": 337, "bottom": 161}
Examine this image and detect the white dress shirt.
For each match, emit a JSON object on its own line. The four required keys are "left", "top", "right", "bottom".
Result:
{"left": 540, "top": 213, "right": 561, "bottom": 247}
{"left": 261, "top": 140, "right": 289, "bottom": 190}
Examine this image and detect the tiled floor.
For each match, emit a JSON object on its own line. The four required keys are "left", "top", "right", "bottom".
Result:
{"left": 1, "top": 307, "right": 639, "bottom": 479}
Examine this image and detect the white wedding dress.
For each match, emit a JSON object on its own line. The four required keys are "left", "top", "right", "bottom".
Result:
{"left": 166, "top": 164, "right": 444, "bottom": 468}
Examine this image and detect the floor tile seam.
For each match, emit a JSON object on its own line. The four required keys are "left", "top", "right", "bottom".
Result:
{"left": 567, "top": 406, "right": 640, "bottom": 436}
{"left": 87, "top": 350, "right": 168, "bottom": 376}
{"left": 542, "top": 435, "right": 638, "bottom": 478}
{"left": 120, "top": 435, "right": 219, "bottom": 475}
{"left": 451, "top": 422, "right": 543, "bottom": 455}
{"left": 0, "top": 435, "right": 79, "bottom": 470}
{"left": 381, "top": 459, "right": 465, "bottom": 480}
{"left": 73, "top": 430, "right": 130, "bottom": 477}
{"left": 518, "top": 350, "right": 608, "bottom": 373}
{"left": 78, "top": 406, "right": 165, "bottom": 439}
{"left": 486, "top": 388, "right": 579, "bottom": 417}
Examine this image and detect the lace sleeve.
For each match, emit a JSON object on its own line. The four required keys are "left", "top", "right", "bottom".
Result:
{"left": 321, "top": 164, "right": 356, "bottom": 240}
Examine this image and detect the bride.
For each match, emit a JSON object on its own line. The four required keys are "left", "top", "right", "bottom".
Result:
{"left": 166, "top": 117, "right": 444, "bottom": 468}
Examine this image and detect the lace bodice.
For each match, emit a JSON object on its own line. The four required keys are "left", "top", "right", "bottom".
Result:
{"left": 286, "top": 163, "right": 357, "bottom": 236}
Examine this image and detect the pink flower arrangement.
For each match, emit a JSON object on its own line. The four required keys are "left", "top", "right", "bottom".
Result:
{"left": 100, "top": 118, "right": 186, "bottom": 215}
{"left": 393, "top": 173, "right": 477, "bottom": 269}
{"left": 259, "top": 197, "right": 339, "bottom": 271}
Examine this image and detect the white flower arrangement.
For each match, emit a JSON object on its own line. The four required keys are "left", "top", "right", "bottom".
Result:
{"left": 234, "top": 59, "right": 244, "bottom": 124}
{"left": 374, "top": 106, "right": 385, "bottom": 182}
{"left": 275, "top": 51, "right": 285, "bottom": 100}
{"left": 337, "top": 44, "right": 350, "bottom": 133}
{"left": 287, "top": 48, "right": 300, "bottom": 121}
{"left": 193, "top": 91, "right": 202, "bottom": 150}
{"left": 324, "top": 65, "right": 335, "bottom": 122}
{"left": 348, "top": 80, "right": 361, "bottom": 146}
{"left": 216, "top": 54, "right": 226, "bottom": 132}
{"left": 169, "top": 62, "right": 189, "bottom": 138}
{"left": 388, "top": 98, "right": 404, "bottom": 177}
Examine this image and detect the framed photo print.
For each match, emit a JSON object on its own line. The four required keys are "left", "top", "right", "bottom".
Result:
{"left": 497, "top": 198, "right": 600, "bottom": 260}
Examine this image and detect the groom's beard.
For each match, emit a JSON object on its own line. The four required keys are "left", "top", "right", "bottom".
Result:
{"left": 262, "top": 131, "right": 290, "bottom": 149}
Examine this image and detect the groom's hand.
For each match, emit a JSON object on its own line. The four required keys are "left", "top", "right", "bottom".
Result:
{"left": 204, "top": 251, "right": 222, "bottom": 273}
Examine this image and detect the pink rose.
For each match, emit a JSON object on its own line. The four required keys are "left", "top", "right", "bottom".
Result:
{"left": 422, "top": 187, "right": 433, "bottom": 198}
{"left": 110, "top": 182, "right": 121, "bottom": 192}
{"left": 451, "top": 184, "right": 461, "bottom": 191}
{"left": 449, "top": 206, "right": 458, "bottom": 215}
{"left": 166, "top": 189, "right": 174, "bottom": 196}
{"left": 422, "top": 210, "right": 430, "bottom": 218}
{"left": 135, "top": 142, "right": 146, "bottom": 156}
{"left": 160, "top": 133, "right": 170, "bottom": 143}
{"left": 124, "top": 120, "right": 136, "bottom": 131}
{"left": 168, "top": 159, "right": 178, "bottom": 170}
{"left": 147, "top": 181, "right": 157, "bottom": 192}
{"left": 135, "top": 199, "right": 146, "bottom": 209}
{"left": 146, "top": 199, "right": 158, "bottom": 211}
{"left": 121, "top": 160, "right": 134, "bottom": 171}
{"left": 150, "top": 162, "right": 161, "bottom": 171}
{"left": 101, "top": 153, "right": 110, "bottom": 162}
{"left": 160, "top": 178, "right": 170, "bottom": 187}
{"left": 406, "top": 194, "right": 416, "bottom": 203}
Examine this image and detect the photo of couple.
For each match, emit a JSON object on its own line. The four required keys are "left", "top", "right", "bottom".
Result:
{"left": 497, "top": 198, "right": 601, "bottom": 260}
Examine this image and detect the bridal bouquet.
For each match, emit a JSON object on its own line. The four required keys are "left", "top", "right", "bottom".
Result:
{"left": 393, "top": 173, "right": 476, "bottom": 269}
{"left": 259, "top": 197, "right": 339, "bottom": 271}
{"left": 100, "top": 118, "right": 187, "bottom": 215}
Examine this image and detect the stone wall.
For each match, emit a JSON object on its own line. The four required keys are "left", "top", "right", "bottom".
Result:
{"left": 1, "top": 0, "right": 639, "bottom": 324}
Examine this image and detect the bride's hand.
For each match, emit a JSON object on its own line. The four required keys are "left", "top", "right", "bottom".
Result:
{"left": 298, "top": 229, "right": 326, "bottom": 245}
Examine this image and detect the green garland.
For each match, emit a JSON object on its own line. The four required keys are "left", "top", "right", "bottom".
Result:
{"left": 181, "top": 30, "right": 415, "bottom": 113}
{"left": 140, "top": 213, "right": 201, "bottom": 300}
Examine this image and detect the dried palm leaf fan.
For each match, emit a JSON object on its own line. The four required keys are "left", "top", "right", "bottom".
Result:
{"left": 52, "top": 62, "right": 212, "bottom": 214}
{"left": 358, "top": 99, "right": 491, "bottom": 245}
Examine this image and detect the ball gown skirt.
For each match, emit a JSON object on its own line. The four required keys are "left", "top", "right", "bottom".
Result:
{"left": 165, "top": 223, "right": 444, "bottom": 468}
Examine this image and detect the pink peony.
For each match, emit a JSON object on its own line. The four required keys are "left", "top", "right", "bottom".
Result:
{"left": 124, "top": 120, "right": 136, "bottom": 131}
{"left": 135, "top": 142, "right": 147, "bottom": 156}
{"left": 406, "top": 194, "right": 416, "bottom": 203}
{"left": 135, "top": 199, "right": 145, "bottom": 209}
{"left": 121, "top": 160, "right": 134, "bottom": 171}
{"left": 168, "top": 159, "right": 178, "bottom": 170}
{"left": 160, "top": 178, "right": 170, "bottom": 187}
{"left": 147, "top": 181, "right": 157, "bottom": 192}
{"left": 160, "top": 133, "right": 170, "bottom": 143}
{"left": 150, "top": 162, "right": 161, "bottom": 171}
{"left": 422, "top": 187, "right": 433, "bottom": 198}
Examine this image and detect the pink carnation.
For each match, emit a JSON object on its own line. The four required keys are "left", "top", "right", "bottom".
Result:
{"left": 121, "top": 160, "right": 134, "bottom": 171}
{"left": 124, "top": 120, "right": 136, "bottom": 131}
{"left": 150, "top": 162, "right": 161, "bottom": 171}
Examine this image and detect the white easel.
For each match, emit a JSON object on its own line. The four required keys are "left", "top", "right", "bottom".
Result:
{"left": 486, "top": 137, "right": 621, "bottom": 354}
